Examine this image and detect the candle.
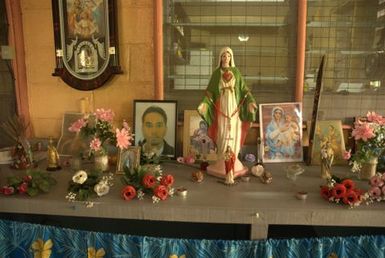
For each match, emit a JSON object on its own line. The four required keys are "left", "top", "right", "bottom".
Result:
{"left": 79, "top": 97, "right": 89, "bottom": 114}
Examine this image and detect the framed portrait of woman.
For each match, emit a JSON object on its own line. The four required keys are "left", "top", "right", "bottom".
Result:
{"left": 259, "top": 102, "right": 303, "bottom": 163}
{"left": 183, "top": 110, "right": 217, "bottom": 161}
{"left": 133, "top": 100, "right": 177, "bottom": 158}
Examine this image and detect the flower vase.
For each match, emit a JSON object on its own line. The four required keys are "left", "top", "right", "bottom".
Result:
{"left": 95, "top": 154, "right": 109, "bottom": 172}
{"left": 359, "top": 157, "right": 378, "bottom": 180}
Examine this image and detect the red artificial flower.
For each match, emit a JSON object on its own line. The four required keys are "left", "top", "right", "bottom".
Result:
{"left": 142, "top": 174, "right": 156, "bottom": 188}
{"left": 320, "top": 186, "right": 331, "bottom": 200}
{"left": 341, "top": 179, "right": 355, "bottom": 191}
{"left": 17, "top": 182, "right": 28, "bottom": 194}
{"left": 1, "top": 186, "right": 15, "bottom": 195}
{"left": 22, "top": 175, "right": 32, "bottom": 182}
{"left": 343, "top": 190, "right": 359, "bottom": 205}
{"left": 121, "top": 185, "right": 136, "bottom": 201}
{"left": 154, "top": 185, "right": 168, "bottom": 200}
{"left": 331, "top": 184, "right": 346, "bottom": 199}
{"left": 160, "top": 174, "right": 174, "bottom": 187}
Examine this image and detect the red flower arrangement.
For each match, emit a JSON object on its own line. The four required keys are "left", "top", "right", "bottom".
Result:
{"left": 121, "top": 165, "right": 175, "bottom": 203}
{"left": 320, "top": 177, "right": 364, "bottom": 208}
{"left": 0, "top": 171, "right": 57, "bottom": 197}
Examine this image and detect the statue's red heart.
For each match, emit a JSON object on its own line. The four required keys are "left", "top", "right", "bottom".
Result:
{"left": 222, "top": 70, "right": 233, "bottom": 82}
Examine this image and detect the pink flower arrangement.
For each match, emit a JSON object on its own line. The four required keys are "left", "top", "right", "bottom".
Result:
{"left": 68, "top": 108, "right": 133, "bottom": 155}
{"left": 346, "top": 111, "right": 385, "bottom": 173}
{"left": 363, "top": 173, "right": 385, "bottom": 204}
{"left": 121, "top": 165, "right": 175, "bottom": 203}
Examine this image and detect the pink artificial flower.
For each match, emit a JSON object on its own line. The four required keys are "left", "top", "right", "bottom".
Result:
{"left": 369, "top": 175, "right": 384, "bottom": 187}
{"left": 369, "top": 186, "right": 382, "bottom": 198}
{"left": 184, "top": 155, "right": 195, "bottom": 164}
{"left": 95, "top": 108, "right": 114, "bottom": 122}
{"left": 366, "top": 111, "right": 385, "bottom": 125}
{"left": 177, "top": 157, "right": 185, "bottom": 163}
{"left": 352, "top": 122, "right": 375, "bottom": 142}
{"left": 23, "top": 175, "right": 32, "bottom": 182}
{"left": 68, "top": 118, "right": 86, "bottom": 132}
{"left": 115, "top": 128, "right": 132, "bottom": 149}
{"left": 342, "top": 149, "right": 351, "bottom": 160}
{"left": 90, "top": 137, "right": 102, "bottom": 152}
{"left": 382, "top": 185, "right": 385, "bottom": 195}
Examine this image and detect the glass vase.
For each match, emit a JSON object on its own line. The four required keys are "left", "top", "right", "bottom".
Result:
{"left": 94, "top": 153, "right": 109, "bottom": 172}
{"left": 359, "top": 156, "right": 378, "bottom": 180}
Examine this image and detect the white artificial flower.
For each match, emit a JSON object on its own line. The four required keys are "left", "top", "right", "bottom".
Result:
{"left": 351, "top": 161, "right": 362, "bottom": 173}
{"left": 152, "top": 195, "right": 160, "bottom": 203}
{"left": 137, "top": 190, "right": 144, "bottom": 200}
{"left": 168, "top": 187, "right": 175, "bottom": 197}
{"left": 94, "top": 182, "right": 110, "bottom": 197}
{"left": 72, "top": 170, "right": 88, "bottom": 184}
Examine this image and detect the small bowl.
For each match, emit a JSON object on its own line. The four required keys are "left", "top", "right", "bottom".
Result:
{"left": 176, "top": 187, "right": 188, "bottom": 197}
{"left": 296, "top": 191, "right": 308, "bottom": 200}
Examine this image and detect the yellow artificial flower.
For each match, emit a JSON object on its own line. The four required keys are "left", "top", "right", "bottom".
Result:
{"left": 88, "top": 247, "right": 106, "bottom": 258}
{"left": 169, "top": 255, "right": 186, "bottom": 258}
{"left": 31, "top": 238, "right": 53, "bottom": 258}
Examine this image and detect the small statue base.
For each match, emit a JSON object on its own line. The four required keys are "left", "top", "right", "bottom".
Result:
{"left": 47, "top": 166, "right": 62, "bottom": 171}
{"left": 207, "top": 158, "right": 248, "bottom": 179}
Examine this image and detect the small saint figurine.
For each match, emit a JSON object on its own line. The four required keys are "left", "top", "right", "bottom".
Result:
{"left": 224, "top": 145, "right": 236, "bottom": 185}
{"left": 47, "top": 137, "right": 61, "bottom": 171}
{"left": 320, "top": 138, "right": 334, "bottom": 179}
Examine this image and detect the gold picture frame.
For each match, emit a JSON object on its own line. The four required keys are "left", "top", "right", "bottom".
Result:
{"left": 116, "top": 146, "right": 141, "bottom": 174}
{"left": 183, "top": 110, "right": 217, "bottom": 160}
{"left": 309, "top": 120, "right": 346, "bottom": 165}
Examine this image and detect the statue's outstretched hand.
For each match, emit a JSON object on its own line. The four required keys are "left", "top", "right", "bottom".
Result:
{"left": 248, "top": 103, "right": 257, "bottom": 113}
{"left": 198, "top": 103, "right": 208, "bottom": 115}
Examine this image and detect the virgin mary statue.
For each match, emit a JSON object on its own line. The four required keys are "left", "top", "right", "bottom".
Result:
{"left": 198, "top": 47, "right": 257, "bottom": 179}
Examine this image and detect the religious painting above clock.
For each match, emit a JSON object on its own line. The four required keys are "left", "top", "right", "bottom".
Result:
{"left": 51, "top": 0, "right": 122, "bottom": 90}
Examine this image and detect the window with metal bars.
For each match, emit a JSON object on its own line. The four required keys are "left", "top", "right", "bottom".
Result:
{"left": 303, "top": 0, "right": 385, "bottom": 121}
{"left": 163, "top": 0, "right": 298, "bottom": 116}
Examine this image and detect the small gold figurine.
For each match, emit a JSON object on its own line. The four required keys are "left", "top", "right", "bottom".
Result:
{"left": 320, "top": 138, "right": 334, "bottom": 179}
{"left": 47, "top": 137, "right": 61, "bottom": 171}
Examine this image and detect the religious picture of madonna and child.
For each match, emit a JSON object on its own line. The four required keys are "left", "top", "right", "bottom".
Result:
{"left": 259, "top": 102, "right": 303, "bottom": 163}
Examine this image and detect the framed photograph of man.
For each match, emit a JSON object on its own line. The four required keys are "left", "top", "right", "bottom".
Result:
{"left": 134, "top": 100, "right": 177, "bottom": 158}
{"left": 259, "top": 102, "right": 303, "bottom": 163}
{"left": 183, "top": 110, "right": 217, "bottom": 160}
{"left": 116, "top": 146, "right": 141, "bottom": 174}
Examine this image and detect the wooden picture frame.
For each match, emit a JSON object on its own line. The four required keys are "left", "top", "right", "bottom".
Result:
{"left": 51, "top": 0, "right": 122, "bottom": 90}
{"left": 183, "top": 110, "right": 217, "bottom": 160}
{"left": 259, "top": 102, "right": 303, "bottom": 163}
{"left": 134, "top": 100, "right": 177, "bottom": 158}
{"left": 309, "top": 120, "right": 346, "bottom": 165}
{"left": 116, "top": 146, "right": 141, "bottom": 174}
